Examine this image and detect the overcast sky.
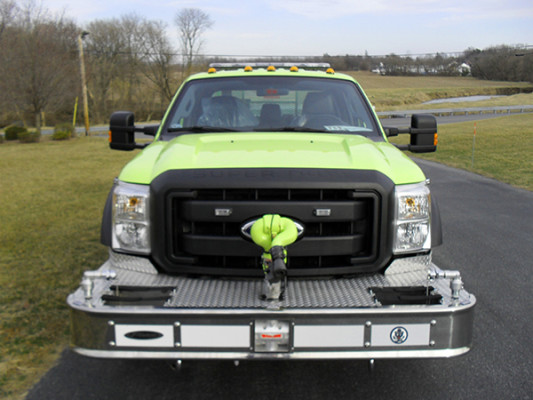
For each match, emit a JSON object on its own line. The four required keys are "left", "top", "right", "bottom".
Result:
{"left": 47, "top": 0, "right": 533, "bottom": 57}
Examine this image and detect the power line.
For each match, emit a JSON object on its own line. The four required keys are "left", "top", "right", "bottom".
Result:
{"left": 81, "top": 45, "right": 533, "bottom": 61}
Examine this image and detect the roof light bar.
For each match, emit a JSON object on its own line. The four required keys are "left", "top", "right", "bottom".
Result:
{"left": 208, "top": 62, "right": 331, "bottom": 70}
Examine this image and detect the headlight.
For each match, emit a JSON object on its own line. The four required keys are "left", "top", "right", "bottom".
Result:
{"left": 112, "top": 181, "right": 150, "bottom": 254}
{"left": 393, "top": 182, "right": 431, "bottom": 254}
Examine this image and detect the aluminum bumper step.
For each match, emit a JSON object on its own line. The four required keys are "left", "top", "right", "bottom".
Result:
{"left": 68, "top": 253, "right": 475, "bottom": 360}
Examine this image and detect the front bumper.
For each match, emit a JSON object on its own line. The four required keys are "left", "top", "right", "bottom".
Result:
{"left": 68, "top": 253, "right": 475, "bottom": 360}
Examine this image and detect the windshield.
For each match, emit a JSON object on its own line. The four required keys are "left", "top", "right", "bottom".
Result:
{"left": 161, "top": 76, "right": 382, "bottom": 140}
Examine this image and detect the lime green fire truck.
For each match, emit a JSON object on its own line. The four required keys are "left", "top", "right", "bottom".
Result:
{"left": 68, "top": 63, "right": 475, "bottom": 363}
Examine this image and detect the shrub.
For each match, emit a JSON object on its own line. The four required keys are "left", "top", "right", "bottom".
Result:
{"left": 4, "top": 125, "right": 27, "bottom": 141}
{"left": 0, "top": 134, "right": 4, "bottom": 143}
{"left": 53, "top": 123, "right": 75, "bottom": 140}
{"left": 52, "top": 130, "right": 70, "bottom": 141}
{"left": 18, "top": 130, "right": 41, "bottom": 143}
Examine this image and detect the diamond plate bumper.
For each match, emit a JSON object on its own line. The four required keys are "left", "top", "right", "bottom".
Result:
{"left": 68, "top": 253, "right": 475, "bottom": 359}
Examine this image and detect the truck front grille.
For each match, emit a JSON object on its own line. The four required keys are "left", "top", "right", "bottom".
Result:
{"left": 166, "top": 188, "right": 380, "bottom": 276}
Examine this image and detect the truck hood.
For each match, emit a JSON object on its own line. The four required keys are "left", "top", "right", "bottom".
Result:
{"left": 118, "top": 132, "right": 426, "bottom": 185}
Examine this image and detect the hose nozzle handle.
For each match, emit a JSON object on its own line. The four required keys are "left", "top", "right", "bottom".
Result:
{"left": 269, "top": 246, "right": 287, "bottom": 282}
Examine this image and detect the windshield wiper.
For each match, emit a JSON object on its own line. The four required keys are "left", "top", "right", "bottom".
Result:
{"left": 271, "top": 126, "right": 330, "bottom": 133}
{"left": 166, "top": 126, "right": 240, "bottom": 133}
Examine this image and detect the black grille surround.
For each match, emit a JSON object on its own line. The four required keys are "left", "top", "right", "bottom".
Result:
{"left": 150, "top": 168, "right": 395, "bottom": 277}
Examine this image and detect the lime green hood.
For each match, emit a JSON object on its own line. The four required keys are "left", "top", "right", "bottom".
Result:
{"left": 118, "top": 133, "right": 426, "bottom": 185}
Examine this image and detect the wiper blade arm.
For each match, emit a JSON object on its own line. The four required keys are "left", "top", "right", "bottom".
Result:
{"left": 276, "top": 126, "right": 329, "bottom": 133}
{"left": 167, "top": 126, "right": 239, "bottom": 133}
{"left": 253, "top": 126, "right": 329, "bottom": 133}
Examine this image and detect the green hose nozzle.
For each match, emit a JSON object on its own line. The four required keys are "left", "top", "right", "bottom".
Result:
{"left": 250, "top": 214, "right": 298, "bottom": 252}
{"left": 250, "top": 215, "right": 298, "bottom": 299}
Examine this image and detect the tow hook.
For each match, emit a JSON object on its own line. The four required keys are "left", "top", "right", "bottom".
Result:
{"left": 428, "top": 270, "right": 463, "bottom": 300}
{"left": 80, "top": 270, "right": 117, "bottom": 300}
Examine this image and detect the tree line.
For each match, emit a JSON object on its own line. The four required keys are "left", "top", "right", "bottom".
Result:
{"left": 0, "top": 0, "right": 531, "bottom": 132}
{"left": 0, "top": 1, "right": 212, "bottom": 132}
{"left": 320, "top": 47, "right": 533, "bottom": 82}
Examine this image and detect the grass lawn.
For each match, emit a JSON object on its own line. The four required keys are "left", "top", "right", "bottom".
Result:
{"left": 0, "top": 137, "right": 135, "bottom": 399}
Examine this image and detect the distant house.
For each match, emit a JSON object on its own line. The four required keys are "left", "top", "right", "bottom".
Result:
{"left": 459, "top": 63, "right": 471, "bottom": 76}
{"left": 372, "top": 62, "right": 385, "bottom": 75}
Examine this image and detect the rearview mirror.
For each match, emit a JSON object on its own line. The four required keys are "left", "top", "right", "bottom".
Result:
{"left": 384, "top": 114, "right": 437, "bottom": 153}
{"left": 109, "top": 111, "right": 157, "bottom": 151}
{"left": 409, "top": 114, "right": 437, "bottom": 153}
{"left": 109, "top": 111, "right": 136, "bottom": 151}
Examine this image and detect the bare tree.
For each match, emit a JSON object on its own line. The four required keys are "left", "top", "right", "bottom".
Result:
{"left": 84, "top": 18, "right": 126, "bottom": 122}
{"left": 84, "top": 14, "right": 178, "bottom": 123}
{"left": 0, "top": 0, "right": 16, "bottom": 40}
{"left": 174, "top": 8, "right": 213, "bottom": 75}
{"left": 0, "top": 0, "right": 17, "bottom": 120}
{"left": 118, "top": 14, "right": 144, "bottom": 107}
{"left": 0, "top": 2, "right": 78, "bottom": 132}
{"left": 138, "top": 19, "right": 178, "bottom": 104}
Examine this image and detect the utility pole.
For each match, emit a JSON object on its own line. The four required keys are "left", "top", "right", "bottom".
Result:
{"left": 77, "top": 31, "right": 90, "bottom": 136}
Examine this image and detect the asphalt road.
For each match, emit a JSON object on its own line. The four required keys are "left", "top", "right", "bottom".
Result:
{"left": 379, "top": 112, "right": 527, "bottom": 128}
{"left": 27, "top": 159, "right": 533, "bottom": 400}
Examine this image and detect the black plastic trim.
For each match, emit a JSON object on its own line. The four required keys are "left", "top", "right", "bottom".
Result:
{"left": 150, "top": 168, "right": 396, "bottom": 277}
{"left": 369, "top": 286, "right": 443, "bottom": 305}
{"left": 100, "top": 183, "right": 116, "bottom": 246}
{"left": 431, "top": 195, "right": 443, "bottom": 247}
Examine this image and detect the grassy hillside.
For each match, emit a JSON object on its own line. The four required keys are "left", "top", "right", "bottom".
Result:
{"left": 346, "top": 71, "right": 533, "bottom": 109}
